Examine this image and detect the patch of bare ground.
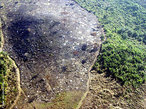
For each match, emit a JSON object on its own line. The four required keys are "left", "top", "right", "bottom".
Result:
{"left": 12, "top": 91, "right": 35, "bottom": 109}
{"left": 13, "top": 91, "right": 83, "bottom": 109}
{"left": 80, "top": 70, "right": 146, "bottom": 109}
{"left": 1, "top": 0, "right": 103, "bottom": 108}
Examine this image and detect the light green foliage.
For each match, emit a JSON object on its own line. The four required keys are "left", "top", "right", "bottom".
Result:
{"left": 75, "top": 0, "right": 146, "bottom": 44}
{"left": 75, "top": 0, "right": 146, "bottom": 87}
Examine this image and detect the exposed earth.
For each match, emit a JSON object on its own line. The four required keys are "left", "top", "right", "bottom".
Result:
{"left": 0, "top": 0, "right": 103, "bottom": 108}
{"left": 80, "top": 70, "right": 146, "bottom": 109}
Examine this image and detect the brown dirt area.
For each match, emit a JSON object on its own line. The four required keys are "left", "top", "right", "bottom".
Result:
{"left": 79, "top": 70, "right": 146, "bottom": 109}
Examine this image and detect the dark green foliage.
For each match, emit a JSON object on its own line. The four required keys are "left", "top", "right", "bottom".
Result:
{"left": 100, "top": 35, "right": 105, "bottom": 41}
{"left": 0, "top": 52, "right": 8, "bottom": 105}
{"left": 94, "top": 38, "right": 146, "bottom": 87}
{"left": 75, "top": 0, "right": 146, "bottom": 87}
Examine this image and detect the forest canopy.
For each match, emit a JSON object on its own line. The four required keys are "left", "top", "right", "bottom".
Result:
{"left": 75, "top": 0, "right": 146, "bottom": 87}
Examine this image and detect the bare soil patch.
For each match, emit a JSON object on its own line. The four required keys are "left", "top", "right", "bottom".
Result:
{"left": 80, "top": 71, "right": 146, "bottom": 109}
{"left": 0, "top": 0, "right": 103, "bottom": 108}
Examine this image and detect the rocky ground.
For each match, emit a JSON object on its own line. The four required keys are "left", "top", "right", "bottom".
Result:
{"left": 0, "top": 0, "right": 103, "bottom": 108}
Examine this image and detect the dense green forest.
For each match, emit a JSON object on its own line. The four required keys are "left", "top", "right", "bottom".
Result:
{"left": 75, "top": 0, "right": 146, "bottom": 87}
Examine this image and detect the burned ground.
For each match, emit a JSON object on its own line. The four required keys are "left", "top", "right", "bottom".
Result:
{"left": 0, "top": 0, "right": 102, "bottom": 108}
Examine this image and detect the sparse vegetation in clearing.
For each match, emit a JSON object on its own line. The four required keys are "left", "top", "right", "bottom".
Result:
{"left": 0, "top": 52, "right": 18, "bottom": 109}
{"left": 15, "top": 91, "right": 83, "bottom": 109}
{"left": 33, "top": 91, "right": 83, "bottom": 109}
{"left": 80, "top": 71, "right": 146, "bottom": 109}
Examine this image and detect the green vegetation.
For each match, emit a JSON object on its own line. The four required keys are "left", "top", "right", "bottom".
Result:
{"left": 75, "top": 0, "right": 146, "bottom": 43}
{"left": 0, "top": 52, "right": 9, "bottom": 105}
{"left": 75, "top": 0, "right": 146, "bottom": 87}
{"left": 0, "top": 52, "right": 18, "bottom": 108}
{"left": 94, "top": 37, "right": 145, "bottom": 87}
{"left": 100, "top": 35, "right": 105, "bottom": 41}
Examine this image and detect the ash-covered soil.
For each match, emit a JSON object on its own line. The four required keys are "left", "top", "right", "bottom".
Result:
{"left": 0, "top": 0, "right": 102, "bottom": 108}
